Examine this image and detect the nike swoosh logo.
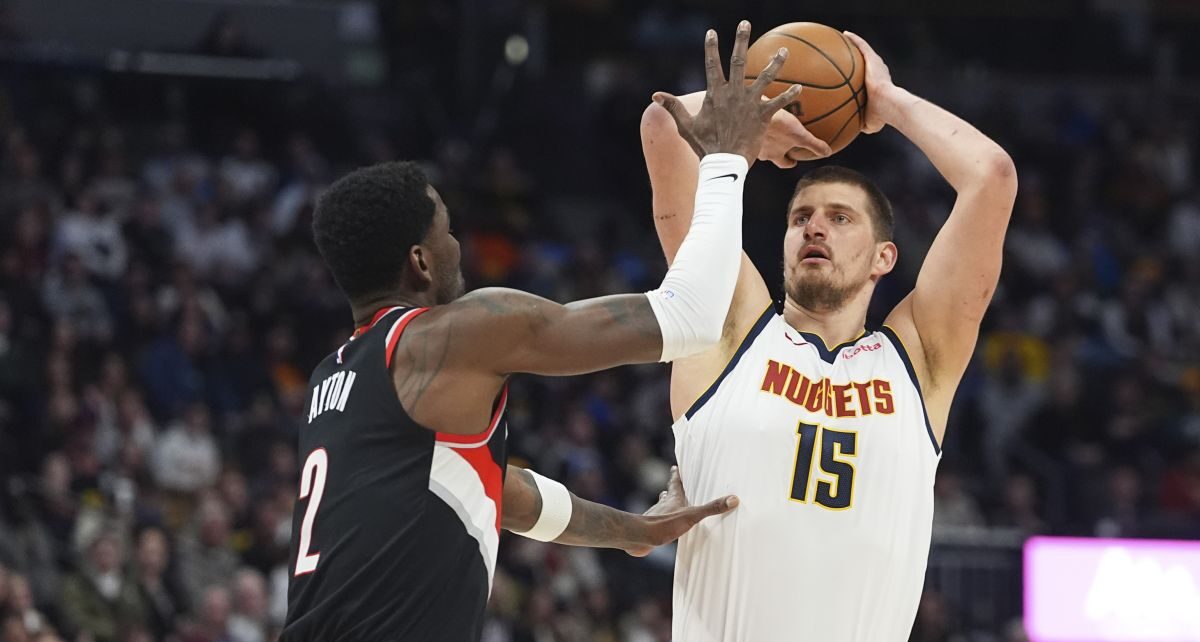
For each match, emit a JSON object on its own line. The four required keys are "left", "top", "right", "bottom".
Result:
{"left": 707, "top": 173, "right": 740, "bottom": 183}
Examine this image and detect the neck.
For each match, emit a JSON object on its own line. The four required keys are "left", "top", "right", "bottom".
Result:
{"left": 350, "top": 291, "right": 431, "bottom": 327}
{"left": 781, "top": 287, "right": 873, "bottom": 348}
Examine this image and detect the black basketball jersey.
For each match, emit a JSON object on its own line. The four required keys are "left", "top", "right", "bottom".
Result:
{"left": 282, "top": 306, "right": 508, "bottom": 642}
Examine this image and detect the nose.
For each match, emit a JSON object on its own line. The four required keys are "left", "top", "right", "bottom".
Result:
{"left": 803, "top": 212, "right": 828, "bottom": 241}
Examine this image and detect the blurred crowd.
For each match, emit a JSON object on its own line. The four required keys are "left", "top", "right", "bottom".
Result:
{"left": 1, "top": 3, "right": 1199, "bottom": 642}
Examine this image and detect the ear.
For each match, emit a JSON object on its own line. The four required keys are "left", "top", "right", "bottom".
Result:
{"left": 407, "top": 245, "right": 434, "bottom": 289}
{"left": 873, "top": 241, "right": 898, "bottom": 277}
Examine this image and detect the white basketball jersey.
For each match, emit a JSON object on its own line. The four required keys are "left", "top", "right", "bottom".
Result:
{"left": 672, "top": 308, "right": 941, "bottom": 642}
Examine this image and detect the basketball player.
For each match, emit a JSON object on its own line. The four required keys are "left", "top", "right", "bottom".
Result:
{"left": 642, "top": 28, "right": 1018, "bottom": 641}
{"left": 281, "top": 23, "right": 828, "bottom": 641}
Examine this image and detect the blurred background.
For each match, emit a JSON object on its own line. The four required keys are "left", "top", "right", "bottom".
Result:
{"left": 0, "top": 1, "right": 1197, "bottom": 641}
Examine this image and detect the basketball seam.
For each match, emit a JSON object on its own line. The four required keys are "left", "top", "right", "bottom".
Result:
{"left": 763, "top": 31, "right": 853, "bottom": 86}
{"left": 827, "top": 106, "right": 860, "bottom": 148}
{"left": 837, "top": 33, "right": 868, "bottom": 125}
{"left": 743, "top": 74, "right": 847, "bottom": 91}
{"left": 762, "top": 29, "right": 867, "bottom": 130}
{"left": 794, "top": 91, "right": 859, "bottom": 127}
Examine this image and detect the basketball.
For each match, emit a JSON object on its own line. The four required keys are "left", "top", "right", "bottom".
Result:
{"left": 745, "top": 22, "right": 867, "bottom": 158}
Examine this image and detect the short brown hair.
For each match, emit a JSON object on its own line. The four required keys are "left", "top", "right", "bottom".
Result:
{"left": 790, "top": 166, "right": 894, "bottom": 242}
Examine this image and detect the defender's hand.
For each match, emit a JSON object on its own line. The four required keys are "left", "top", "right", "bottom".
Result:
{"left": 843, "top": 31, "right": 900, "bottom": 134}
{"left": 653, "top": 20, "right": 803, "bottom": 166}
{"left": 623, "top": 466, "right": 738, "bottom": 557}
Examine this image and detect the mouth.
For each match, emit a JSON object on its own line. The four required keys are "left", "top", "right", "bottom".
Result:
{"left": 799, "top": 245, "right": 831, "bottom": 265}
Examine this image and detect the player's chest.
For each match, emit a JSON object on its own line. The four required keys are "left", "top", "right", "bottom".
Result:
{"left": 734, "top": 334, "right": 897, "bottom": 411}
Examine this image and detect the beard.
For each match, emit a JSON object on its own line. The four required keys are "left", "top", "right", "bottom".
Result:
{"left": 784, "top": 264, "right": 863, "bottom": 312}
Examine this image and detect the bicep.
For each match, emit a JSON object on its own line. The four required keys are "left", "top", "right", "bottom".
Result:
{"left": 444, "top": 288, "right": 663, "bottom": 377}
{"left": 906, "top": 174, "right": 1017, "bottom": 382}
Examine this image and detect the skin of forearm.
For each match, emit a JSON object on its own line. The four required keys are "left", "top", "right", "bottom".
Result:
{"left": 877, "top": 87, "right": 1011, "bottom": 190}
{"left": 500, "top": 467, "right": 641, "bottom": 550}
{"left": 551, "top": 495, "right": 641, "bottom": 550}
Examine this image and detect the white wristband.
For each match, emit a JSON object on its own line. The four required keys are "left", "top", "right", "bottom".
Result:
{"left": 515, "top": 470, "right": 573, "bottom": 542}
{"left": 646, "top": 153, "right": 747, "bottom": 362}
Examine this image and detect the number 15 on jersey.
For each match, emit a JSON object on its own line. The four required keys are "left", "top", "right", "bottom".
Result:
{"left": 789, "top": 422, "right": 857, "bottom": 510}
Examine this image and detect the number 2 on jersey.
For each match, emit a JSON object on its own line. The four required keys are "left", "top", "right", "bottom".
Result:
{"left": 295, "top": 448, "right": 329, "bottom": 576}
{"left": 789, "top": 422, "right": 857, "bottom": 510}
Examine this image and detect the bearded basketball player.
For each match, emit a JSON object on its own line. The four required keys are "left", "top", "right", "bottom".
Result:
{"left": 643, "top": 29, "right": 1018, "bottom": 641}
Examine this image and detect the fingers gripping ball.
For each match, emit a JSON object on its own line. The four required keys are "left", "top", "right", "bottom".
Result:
{"left": 744, "top": 23, "right": 867, "bottom": 157}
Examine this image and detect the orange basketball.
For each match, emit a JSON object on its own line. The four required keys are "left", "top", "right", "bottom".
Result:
{"left": 745, "top": 22, "right": 867, "bottom": 158}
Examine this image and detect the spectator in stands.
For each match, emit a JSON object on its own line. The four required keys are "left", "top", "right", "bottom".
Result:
{"left": 992, "top": 474, "right": 1047, "bottom": 534}
{"left": 226, "top": 569, "right": 267, "bottom": 642}
{"left": 0, "top": 143, "right": 60, "bottom": 218}
{"left": 175, "top": 500, "right": 239, "bottom": 610}
{"left": 1100, "top": 263, "right": 1175, "bottom": 358}
{"left": 132, "top": 528, "right": 182, "bottom": 641}
{"left": 933, "top": 464, "right": 985, "bottom": 529}
{"left": 1093, "top": 465, "right": 1147, "bottom": 537}
{"left": 217, "top": 130, "right": 275, "bottom": 205}
{"left": 3, "top": 574, "right": 50, "bottom": 641}
{"left": 89, "top": 151, "right": 138, "bottom": 216}
{"left": 59, "top": 529, "right": 145, "bottom": 642}
{"left": 94, "top": 389, "right": 157, "bottom": 472}
{"left": 151, "top": 403, "right": 220, "bottom": 496}
{"left": 184, "top": 586, "right": 234, "bottom": 642}
{"left": 41, "top": 254, "right": 113, "bottom": 344}
{"left": 54, "top": 191, "right": 127, "bottom": 282}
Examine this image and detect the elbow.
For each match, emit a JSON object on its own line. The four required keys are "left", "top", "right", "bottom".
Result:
{"left": 965, "top": 149, "right": 1018, "bottom": 200}
{"left": 983, "top": 150, "right": 1018, "bottom": 192}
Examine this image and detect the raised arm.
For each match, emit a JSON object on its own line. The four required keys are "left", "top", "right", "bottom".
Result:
{"left": 502, "top": 465, "right": 736, "bottom": 556}
{"left": 858, "top": 33, "right": 1018, "bottom": 413}
{"left": 640, "top": 23, "right": 830, "bottom": 417}
{"left": 642, "top": 91, "right": 830, "bottom": 264}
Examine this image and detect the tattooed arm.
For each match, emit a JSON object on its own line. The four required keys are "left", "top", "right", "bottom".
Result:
{"left": 502, "top": 465, "right": 737, "bottom": 556}
{"left": 387, "top": 287, "right": 667, "bottom": 436}
{"left": 426, "top": 287, "right": 665, "bottom": 378}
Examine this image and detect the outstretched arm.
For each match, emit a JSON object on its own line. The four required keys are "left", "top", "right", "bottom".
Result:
{"left": 410, "top": 24, "right": 800, "bottom": 378}
{"left": 502, "top": 465, "right": 736, "bottom": 557}
{"left": 395, "top": 22, "right": 802, "bottom": 437}
{"left": 858, "top": 32, "right": 1018, "bottom": 404}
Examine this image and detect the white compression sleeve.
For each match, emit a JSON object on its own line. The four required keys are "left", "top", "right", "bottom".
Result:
{"left": 645, "top": 153, "right": 747, "bottom": 363}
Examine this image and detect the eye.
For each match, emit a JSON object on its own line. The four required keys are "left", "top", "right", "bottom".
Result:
{"left": 835, "top": 214, "right": 850, "bottom": 224}
{"left": 793, "top": 214, "right": 809, "bottom": 225}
